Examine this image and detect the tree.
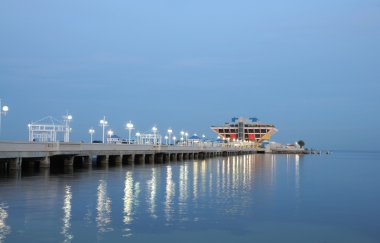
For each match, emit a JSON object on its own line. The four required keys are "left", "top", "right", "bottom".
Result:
{"left": 297, "top": 140, "right": 305, "bottom": 148}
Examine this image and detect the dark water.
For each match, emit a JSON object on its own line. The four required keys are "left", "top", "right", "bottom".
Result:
{"left": 1, "top": 152, "right": 380, "bottom": 243}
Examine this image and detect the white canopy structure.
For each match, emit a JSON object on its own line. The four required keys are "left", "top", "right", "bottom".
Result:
{"left": 137, "top": 133, "right": 162, "bottom": 145}
{"left": 28, "top": 115, "right": 72, "bottom": 142}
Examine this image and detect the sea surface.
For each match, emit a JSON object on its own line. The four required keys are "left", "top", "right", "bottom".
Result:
{"left": 0, "top": 152, "right": 379, "bottom": 243}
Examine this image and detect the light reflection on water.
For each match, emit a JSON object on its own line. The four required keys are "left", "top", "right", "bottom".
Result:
{"left": 165, "top": 165, "right": 175, "bottom": 223}
{"left": 179, "top": 162, "right": 189, "bottom": 221}
{"left": 147, "top": 167, "right": 157, "bottom": 219}
{"left": 295, "top": 154, "right": 300, "bottom": 199}
{"left": 62, "top": 185, "right": 73, "bottom": 243}
{"left": 96, "top": 180, "right": 113, "bottom": 234}
{"left": 123, "top": 171, "right": 133, "bottom": 237}
{"left": 0, "top": 202, "right": 10, "bottom": 243}
{"left": 1, "top": 153, "right": 379, "bottom": 242}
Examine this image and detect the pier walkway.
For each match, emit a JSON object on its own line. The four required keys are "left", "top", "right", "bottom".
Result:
{"left": 0, "top": 141, "right": 260, "bottom": 170}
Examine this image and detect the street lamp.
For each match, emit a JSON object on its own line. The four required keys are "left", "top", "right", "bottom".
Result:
{"left": 164, "top": 135, "right": 168, "bottom": 145}
{"left": 185, "top": 132, "right": 189, "bottom": 146}
{"left": 173, "top": 136, "right": 177, "bottom": 145}
{"left": 180, "top": 130, "right": 184, "bottom": 142}
{"left": 136, "top": 132, "right": 141, "bottom": 144}
{"left": 0, "top": 99, "right": 9, "bottom": 135}
{"left": 167, "top": 128, "right": 173, "bottom": 145}
{"left": 126, "top": 121, "right": 134, "bottom": 144}
{"left": 63, "top": 114, "right": 73, "bottom": 142}
{"left": 152, "top": 126, "right": 157, "bottom": 144}
{"left": 99, "top": 116, "right": 109, "bottom": 144}
{"left": 107, "top": 129, "right": 114, "bottom": 144}
{"left": 88, "top": 128, "right": 95, "bottom": 143}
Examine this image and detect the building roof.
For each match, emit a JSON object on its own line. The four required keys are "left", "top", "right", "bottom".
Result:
{"left": 189, "top": 134, "right": 200, "bottom": 140}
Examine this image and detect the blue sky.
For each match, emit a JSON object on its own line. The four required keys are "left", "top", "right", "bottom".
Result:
{"left": 1, "top": 0, "right": 379, "bottom": 150}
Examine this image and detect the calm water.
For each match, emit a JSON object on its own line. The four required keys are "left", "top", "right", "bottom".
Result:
{"left": 0, "top": 152, "right": 380, "bottom": 243}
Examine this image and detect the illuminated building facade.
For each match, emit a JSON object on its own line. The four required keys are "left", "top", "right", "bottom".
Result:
{"left": 210, "top": 117, "right": 277, "bottom": 144}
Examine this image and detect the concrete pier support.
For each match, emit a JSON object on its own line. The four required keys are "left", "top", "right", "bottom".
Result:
{"left": 123, "top": 154, "right": 135, "bottom": 166}
{"left": 135, "top": 154, "right": 145, "bottom": 165}
{"left": 39, "top": 157, "right": 50, "bottom": 168}
{"left": 170, "top": 153, "right": 177, "bottom": 162}
{"left": 63, "top": 156, "right": 74, "bottom": 166}
{"left": 114, "top": 155, "right": 122, "bottom": 165}
{"left": 164, "top": 153, "right": 170, "bottom": 163}
{"left": 194, "top": 153, "right": 199, "bottom": 159}
{"left": 109, "top": 155, "right": 122, "bottom": 165}
{"left": 97, "top": 155, "right": 109, "bottom": 166}
{"left": 155, "top": 153, "right": 164, "bottom": 164}
{"left": 177, "top": 153, "right": 183, "bottom": 161}
{"left": 183, "top": 153, "right": 188, "bottom": 160}
{"left": 9, "top": 158, "right": 22, "bottom": 170}
{"left": 83, "top": 156, "right": 92, "bottom": 166}
{"left": 146, "top": 154, "right": 154, "bottom": 164}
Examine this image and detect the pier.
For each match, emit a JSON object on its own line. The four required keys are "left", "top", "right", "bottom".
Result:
{"left": 0, "top": 141, "right": 260, "bottom": 171}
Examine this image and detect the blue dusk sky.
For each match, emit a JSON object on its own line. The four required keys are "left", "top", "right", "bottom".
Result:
{"left": 0, "top": 0, "right": 379, "bottom": 150}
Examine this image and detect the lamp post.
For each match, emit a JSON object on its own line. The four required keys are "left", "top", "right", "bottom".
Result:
{"left": 180, "top": 130, "right": 184, "bottom": 143}
{"left": 173, "top": 136, "right": 177, "bottom": 146}
{"left": 167, "top": 128, "right": 172, "bottom": 145}
{"left": 126, "top": 121, "right": 134, "bottom": 144}
{"left": 0, "top": 99, "right": 9, "bottom": 135}
{"left": 164, "top": 135, "right": 168, "bottom": 145}
{"left": 107, "top": 129, "right": 113, "bottom": 144}
{"left": 185, "top": 132, "right": 189, "bottom": 146}
{"left": 152, "top": 126, "right": 157, "bottom": 144}
{"left": 136, "top": 132, "right": 141, "bottom": 144}
{"left": 201, "top": 134, "right": 206, "bottom": 147}
{"left": 99, "top": 116, "right": 109, "bottom": 144}
{"left": 88, "top": 128, "right": 95, "bottom": 143}
{"left": 63, "top": 114, "right": 73, "bottom": 142}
